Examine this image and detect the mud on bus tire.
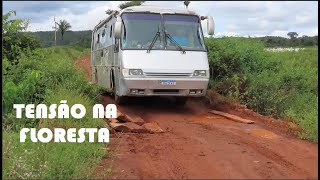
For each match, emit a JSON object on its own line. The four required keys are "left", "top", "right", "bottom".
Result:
{"left": 111, "top": 70, "right": 127, "bottom": 105}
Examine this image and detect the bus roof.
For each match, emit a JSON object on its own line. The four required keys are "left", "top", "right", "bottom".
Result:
{"left": 120, "top": 5, "right": 198, "bottom": 16}
{"left": 93, "top": 5, "right": 199, "bottom": 31}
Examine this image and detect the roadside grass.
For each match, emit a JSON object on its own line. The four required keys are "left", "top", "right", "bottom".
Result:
{"left": 206, "top": 37, "right": 318, "bottom": 142}
{"left": 3, "top": 46, "right": 110, "bottom": 179}
{"left": 3, "top": 132, "right": 106, "bottom": 179}
{"left": 266, "top": 47, "right": 318, "bottom": 142}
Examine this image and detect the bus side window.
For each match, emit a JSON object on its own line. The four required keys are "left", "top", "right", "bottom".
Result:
{"left": 110, "top": 25, "right": 113, "bottom": 38}
{"left": 92, "top": 36, "right": 94, "bottom": 50}
{"left": 96, "top": 33, "right": 100, "bottom": 49}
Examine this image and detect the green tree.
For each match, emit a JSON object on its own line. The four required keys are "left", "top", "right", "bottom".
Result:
{"left": 2, "top": 11, "right": 39, "bottom": 63}
{"left": 55, "top": 19, "right": 72, "bottom": 40}
{"left": 287, "top": 32, "right": 298, "bottom": 39}
{"left": 18, "top": 32, "right": 40, "bottom": 50}
{"left": 105, "top": 1, "right": 144, "bottom": 14}
{"left": 184, "top": 1, "right": 190, "bottom": 8}
{"left": 119, "top": 1, "right": 144, "bottom": 10}
{"left": 105, "top": 9, "right": 114, "bottom": 15}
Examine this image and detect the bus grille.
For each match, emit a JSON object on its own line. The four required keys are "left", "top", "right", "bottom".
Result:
{"left": 144, "top": 72, "right": 192, "bottom": 77}
{"left": 153, "top": 89, "right": 180, "bottom": 94}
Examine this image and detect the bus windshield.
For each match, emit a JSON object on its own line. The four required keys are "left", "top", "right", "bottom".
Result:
{"left": 163, "top": 14, "right": 205, "bottom": 51}
{"left": 121, "top": 13, "right": 163, "bottom": 50}
{"left": 121, "top": 13, "right": 206, "bottom": 51}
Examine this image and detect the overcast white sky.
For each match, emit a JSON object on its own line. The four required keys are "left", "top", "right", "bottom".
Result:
{"left": 3, "top": 1, "right": 318, "bottom": 37}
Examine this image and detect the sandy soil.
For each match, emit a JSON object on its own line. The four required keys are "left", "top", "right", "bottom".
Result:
{"left": 76, "top": 55, "right": 318, "bottom": 179}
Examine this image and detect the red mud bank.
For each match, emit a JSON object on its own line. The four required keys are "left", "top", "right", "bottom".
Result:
{"left": 75, "top": 54, "right": 91, "bottom": 79}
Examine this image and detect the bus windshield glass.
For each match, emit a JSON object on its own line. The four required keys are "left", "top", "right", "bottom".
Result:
{"left": 121, "top": 13, "right": 163, "bottom": 50}
{"left": 163, "top": 14, "right": 205, "bottom": 51}
{"left": 121, "top": 13, "right": 206, "bottom": 51}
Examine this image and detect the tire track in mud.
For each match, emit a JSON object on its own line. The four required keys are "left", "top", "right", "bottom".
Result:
{"left": 194, "top": 122, "right": 310, "bottom": 178}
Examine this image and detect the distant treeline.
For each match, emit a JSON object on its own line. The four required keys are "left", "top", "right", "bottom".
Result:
{"left": 255, "top": 35, "right": 318, "bottom": 47}
{"left": 27, "top": 30, "right": 92, "bottom": 48}
{"left": 27, "top": 30, "right": 318, "bottom": 48}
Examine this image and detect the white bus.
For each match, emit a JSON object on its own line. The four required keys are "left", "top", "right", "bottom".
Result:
{"left": 91, "top": 5, "right": 214, "bottom": 105}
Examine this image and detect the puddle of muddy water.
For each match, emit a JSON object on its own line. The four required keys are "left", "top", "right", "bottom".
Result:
{"left": 248, "top": 129, "right": 279, "bottom": 139}
{"left": 189, "top": 114, "right": 234, "bottom": 124}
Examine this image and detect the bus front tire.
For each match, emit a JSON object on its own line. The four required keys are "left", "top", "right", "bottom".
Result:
{"left": 115, "top": 94, "right": 126, "bottom": 105}
{"left": 110, "top": 71, "right": 126, "bottom": 105}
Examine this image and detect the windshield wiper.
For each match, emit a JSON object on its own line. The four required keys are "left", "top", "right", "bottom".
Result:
{"left": 165, "top": 33, "right": 186, "bottom": 54}
{"left": 147, "top": 28, "right": 160, "bottom": 53}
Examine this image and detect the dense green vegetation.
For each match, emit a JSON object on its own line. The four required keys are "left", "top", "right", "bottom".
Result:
{"left": 206, "top": 37, "right": 318, "bottom": 142}
{"left": 3, "top": 11, "right": 109, "bottom": 179}
{"left": 27, "top": 30, "right": 92, "bottom": 48}
{"left": 28, "top": 31, "right": 317, "bottom": 48}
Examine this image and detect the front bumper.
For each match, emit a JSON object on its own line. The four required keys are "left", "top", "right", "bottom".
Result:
{"left": 118, "top": 77, "right": 209, "bottom": 96}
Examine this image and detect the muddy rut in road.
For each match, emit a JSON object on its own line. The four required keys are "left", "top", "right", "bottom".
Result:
{"left": 76, "top": 55, "right": 318, "bottom": 179}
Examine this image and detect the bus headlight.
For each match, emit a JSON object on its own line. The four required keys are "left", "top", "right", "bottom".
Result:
{"left": 193, "top": 70, "right": 207, "bottom": 77}
{"left": 122, "top": 68, "right": 129, "bottom": 76}
{"left": 129, "top": 69, "right": 143, "bottom": 76}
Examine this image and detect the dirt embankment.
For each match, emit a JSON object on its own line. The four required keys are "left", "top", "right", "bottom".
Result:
{"left": 75, "top": 54, "right": 91, "bottom": 79}
{"left": 76, "top": 55, "right": 318, "bottom": 179}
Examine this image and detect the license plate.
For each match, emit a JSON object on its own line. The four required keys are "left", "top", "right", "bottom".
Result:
{"left": 160, "top": 80, "right": 176, "bottom": 85}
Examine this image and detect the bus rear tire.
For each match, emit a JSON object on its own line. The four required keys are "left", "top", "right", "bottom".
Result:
{"left": 175, "top": 97, "right": 188, "bottom": 106}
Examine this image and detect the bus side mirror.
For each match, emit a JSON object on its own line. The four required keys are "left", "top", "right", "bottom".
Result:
{"left": 207, "top": 16, "right": 215, "bottom": 35}
{"left": 114, "top": 21, "right": 122, "bottom": 39}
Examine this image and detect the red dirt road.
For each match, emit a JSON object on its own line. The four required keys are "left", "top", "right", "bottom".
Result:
{"left": 76, "top": 55, "right": 318, "bottom": 179}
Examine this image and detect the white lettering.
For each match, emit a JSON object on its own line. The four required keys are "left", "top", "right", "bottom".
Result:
{"left": 13, "top": 104, "right": 25, "bottom": 118}
{"left": 20, "top": 128, "right": 110, "bottom": 143}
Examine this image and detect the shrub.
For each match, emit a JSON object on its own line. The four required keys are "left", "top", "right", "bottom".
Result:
{"left": 206, "top": 37, "right": 318, "bottom": 142}
{"left": 3, "top": 46, "right": 108, "bottom": 179}
{"left": 2, "top": 11, "right": 40, "bottom": 63}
